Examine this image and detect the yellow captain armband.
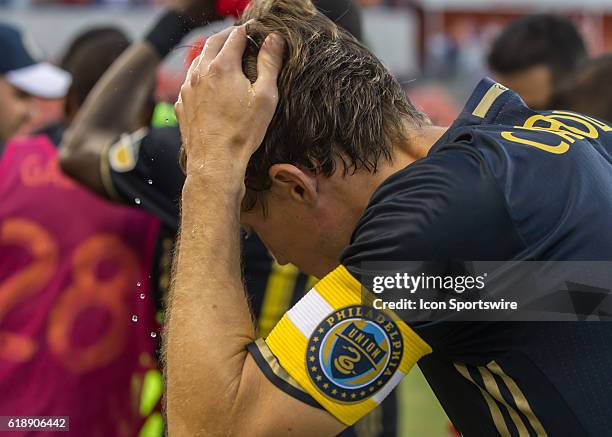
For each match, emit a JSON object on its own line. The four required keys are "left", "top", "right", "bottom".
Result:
{"left": 259, "top": 265, "right": 432, "bottom": 425}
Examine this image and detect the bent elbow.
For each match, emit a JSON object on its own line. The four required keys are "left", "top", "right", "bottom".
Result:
{"left": 58, "top": 145, "right": 79, "bottom": 178}
{"left": 58, "top": 141, "right": 106, "bottom": 196}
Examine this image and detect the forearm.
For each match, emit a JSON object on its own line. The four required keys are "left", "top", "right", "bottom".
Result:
{"left": 60, "top": 10, "right": 193, "bottom": 193}
{"left": 165, "top": 165, "right": 255, "bottom": 435}
{"left": 59, "top": 42, "right": 160, "bottom": 193}
{"left": 64, "top": 7, "right": 198, "bottom": 140}
{"left": 70, "top": 43, "right": 159, "bottom": 136}
{"left": 165, "top": 24, "right": 289, "bottom": 435}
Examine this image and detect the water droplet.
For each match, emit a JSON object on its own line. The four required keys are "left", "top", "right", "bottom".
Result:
{"left": 137, "top": 282, "right": 141, "bottom": 287}
{"left": 134, "top": 198, "right": 141, "bottom": 205}
{"left": 147, "top": 179, "right": 153, "bottom": 185}
{"left": 140, "top": 293, "right": 145, "bottom": 299}
{"left": 150, "top": 332, "right": 157, "bottom": 338}
{"left": 132, "top": 315, "right": 138, "bottom": 322}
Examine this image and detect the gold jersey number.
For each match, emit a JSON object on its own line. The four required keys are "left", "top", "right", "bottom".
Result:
{"left": 501, "top": 111, "right": 612, "bottom": 154}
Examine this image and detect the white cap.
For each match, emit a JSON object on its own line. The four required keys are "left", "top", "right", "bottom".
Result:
{"left": 5, "top": 62, "right": 72, "bottom": 99}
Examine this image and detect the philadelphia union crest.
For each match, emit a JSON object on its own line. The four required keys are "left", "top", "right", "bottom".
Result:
{"left": 306, "top": 305, "right": 403, "bottom": 402}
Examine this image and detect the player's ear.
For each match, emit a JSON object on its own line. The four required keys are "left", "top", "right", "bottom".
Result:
{"left": 268, "top": 164, "right": 317, "bottom": 206}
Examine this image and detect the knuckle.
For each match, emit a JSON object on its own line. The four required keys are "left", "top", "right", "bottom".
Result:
{"left": 208, "top": 30, "right": 228, "bottom": 46}
{"left": 189, "top": 71, "right": 200, "bottom": 87}
{"left": 207, "top": 60, "right": 227, "bottom": 75}
{"left": 179, "top": 82, "right": 191, "bottom": 98}
{"left": 256, "top": 89, "right": 278, "bottom": 107}
{"left": 207, "top": 32, "right": 222, "bottom": 45}
{"left": 202, "top": 38, "right": 212, "bottom": 52}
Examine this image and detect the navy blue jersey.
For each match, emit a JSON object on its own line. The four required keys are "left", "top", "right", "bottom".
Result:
{"left": 251, "top": 79, "right": 612, "bottom": 436}
{"left": 100, "top": 126, "right": 311, "bottom": 319}
{"left": 101, "top": 126, "right": 399, "bottom": 437}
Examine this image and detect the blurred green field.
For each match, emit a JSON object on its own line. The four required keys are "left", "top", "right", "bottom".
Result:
{"left": 398, "top": 368, "right": 450, "bottom": 437}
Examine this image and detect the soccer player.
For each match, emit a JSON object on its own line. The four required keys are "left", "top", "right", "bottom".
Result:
{"left": 58, "top": 0, "right": 365, "bottom": 325}
{"left": 60, "top": 1, "right": 400, "bottom": 435}
{"left": 487, "top": 14, "right": 587, "bottom": 110}
{"left": 166, "top": 1, "right": 612, "bottom": 436}
{"left": 0, "top": 23, "right": 161, "bottom": 436}
{"left": 0, "top": 23, "right": 70, "bottom": 148}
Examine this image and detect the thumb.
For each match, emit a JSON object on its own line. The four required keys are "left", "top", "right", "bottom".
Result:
{"left": 254, "top": 33, "right": 285, "bottom": 94}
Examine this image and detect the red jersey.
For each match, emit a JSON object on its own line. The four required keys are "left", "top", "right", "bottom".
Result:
{"left": 0, "top": 136, "right": 160, "bottom": 436}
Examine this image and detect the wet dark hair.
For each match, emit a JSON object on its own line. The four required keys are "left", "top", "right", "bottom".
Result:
{"left": 236, "top": 0, "right": 428, "bottom": 209}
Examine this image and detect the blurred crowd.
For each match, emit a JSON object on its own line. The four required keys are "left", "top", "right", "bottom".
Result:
{"left": 1, "top": 0, "right": 402, "bottom": 7}
{"left": 1, "top": 0, "right": 612, "bottom": 436}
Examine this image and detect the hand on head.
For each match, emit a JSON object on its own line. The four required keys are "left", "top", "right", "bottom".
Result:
{"left": 175, "top": 23, "right": 285, "bottom": 176}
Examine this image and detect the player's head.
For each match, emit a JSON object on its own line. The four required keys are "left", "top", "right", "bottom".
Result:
{"left": 60, "top": 27, "right": 131, "bottom": 123}
{"left": 235, "top": 0, "right": 428, "bottom": 277}
{"left": 0, "top": 22, "right": 71, "bottom": 142}
{"left": 548, "top": 54, "right": 612, "bottom": 123}
{"left": 487, "top": 14, "right": 587, "bottom": 110}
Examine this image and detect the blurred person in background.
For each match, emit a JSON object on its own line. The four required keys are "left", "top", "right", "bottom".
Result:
{"left": 61, "top": 28, "right": 134, "bottom": 128}
{"left": 38, "top": 26, "right": 133, "bottom": 145}
{"left": 548, "top": 54, "right": 612, "bottom": 123}
{"left": 60, "top": 1, "right": 400, "bottom": 435}
{"left": 0, "top": 22, "right": 161, "bottom": 437}
{"left": 487, "top": 14, "right": 587, "bottom": 110}
{"left": 0, "top": 22, "right": 70, "bottom": 149}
